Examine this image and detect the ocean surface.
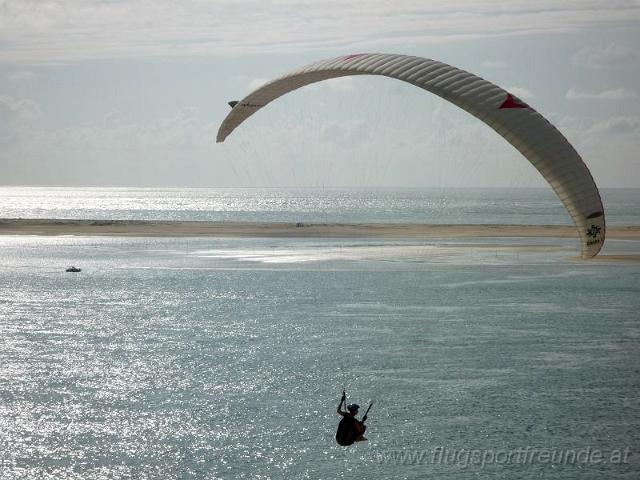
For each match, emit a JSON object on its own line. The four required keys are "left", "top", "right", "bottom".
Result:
{"left": 1, "top": 187, "right": 639, "bottom": 479}
{"left": 1, "top": 186, "right": 639, "bottom": 225}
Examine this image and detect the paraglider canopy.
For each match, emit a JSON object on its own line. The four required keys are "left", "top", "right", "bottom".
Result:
{"left": 217, "top": 53, "right": 605, "bottom": 258}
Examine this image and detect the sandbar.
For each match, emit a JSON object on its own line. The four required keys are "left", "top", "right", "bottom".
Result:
{"left": 1, "top": 219, "right": 639, "bottom": 240}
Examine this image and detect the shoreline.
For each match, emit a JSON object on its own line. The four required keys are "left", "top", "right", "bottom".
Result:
{"left": 1, "top": 219, "right": 639, "bottom": 240}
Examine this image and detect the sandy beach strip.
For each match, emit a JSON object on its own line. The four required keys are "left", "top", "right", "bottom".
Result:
{"left": 1, "top": 219, "right": 639, "bottom": 240}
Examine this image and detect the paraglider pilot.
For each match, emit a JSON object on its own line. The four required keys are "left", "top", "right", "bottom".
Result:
{"left": 335, "top": 391, "right": 368, "bottom": 445}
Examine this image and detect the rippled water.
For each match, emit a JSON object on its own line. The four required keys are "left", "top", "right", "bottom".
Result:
{"left": 1, "top": 234, "right": 639, "bottom": 479}
{"left": 1, "top": 186, "right": 639, "bottom": 225}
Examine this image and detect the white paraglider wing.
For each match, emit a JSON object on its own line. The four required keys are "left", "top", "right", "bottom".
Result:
{"left": 217, "top": 53, "right": 605, "bottom": 258}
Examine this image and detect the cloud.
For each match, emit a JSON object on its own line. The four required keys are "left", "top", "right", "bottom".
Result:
{"left": 323, "top": 77, "right": 358, "bottom": 91}
{"left": 103, "top": 110, "right": 124, "bottom": 128}
{"left": 588, "top": 116, "right": 640, "bottom": 134}
{"left": 248, "top": 78, "right": 269, "bottom": 90}
{"left": 506, "top": 86, "right": 535, "bottom": 99}
{"left": 37, "top": 107, "right": 214, "bottom": 152}
{"left": 566, "top": 87, "right": 637, "bottom": 100}
{"left": 0, "top": 94, "right": 42, "bottom": 146}
{"left": 480, "top": 60, "right": 506, "bottom": 69}
{"left": 0, "top": 94, "right": 42, "bottom": 121}
{"left": 573, "top": 45, "right": 638, "bottom": 69}
{"left": 0, "top": 106, "right": 226, "bottom": 186}
{"left": 1, "top": 0, "right": 640, "bottom": 64}
{"left": 7, "top": 70, "right": 38, "bottom": 82}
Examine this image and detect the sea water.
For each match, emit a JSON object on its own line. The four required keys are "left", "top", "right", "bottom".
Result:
{"left": 0, "top": 188, "right": 639, "bottom": 479}
{"left": 1, "top": 186, "right": 639, "bottom": 225}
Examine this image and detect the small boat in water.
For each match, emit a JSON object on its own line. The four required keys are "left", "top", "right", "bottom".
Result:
{"left": 65, "top": 266, "right": 81, "bottom": 273}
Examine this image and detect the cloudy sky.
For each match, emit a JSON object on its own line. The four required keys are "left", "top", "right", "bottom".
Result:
{"left": 1, "top": 0, "right": 639, "bottom": 187}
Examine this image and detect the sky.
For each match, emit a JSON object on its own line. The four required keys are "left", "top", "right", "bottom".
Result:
{"left": 1, "top": 0, "right": 639, "bottom": 188}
